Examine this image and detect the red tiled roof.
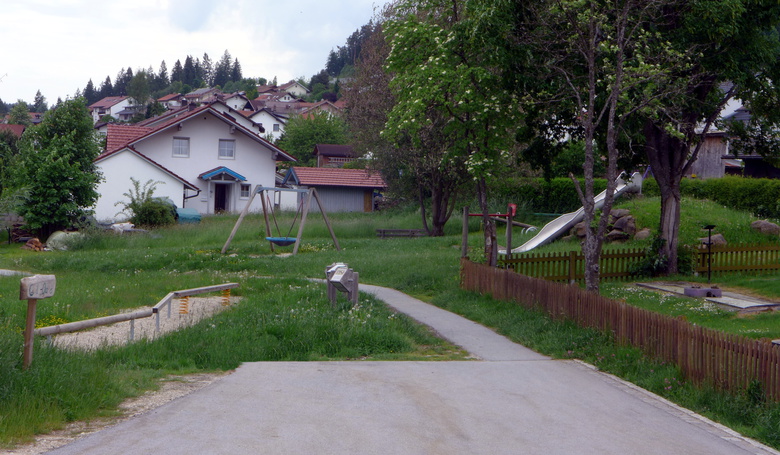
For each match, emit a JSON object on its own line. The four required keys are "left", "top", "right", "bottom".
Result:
{"left": 0, "top": 124, "right": 25, "bottom": 137}
{"left": 157, "top": 93, "right": 181, "bottom": 101}
{"left": 103, "top": 124, "right": 153, "bottom": 155}
{"left": 89, "top": 96, "right": 127, "bottom": 110}
{"left": 291, "top": 167, "right": 385, "bottom": 188}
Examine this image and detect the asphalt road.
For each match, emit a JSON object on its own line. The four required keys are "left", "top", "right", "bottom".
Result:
{"left": 47, "top": 284, "right": 778, "bottom": 455}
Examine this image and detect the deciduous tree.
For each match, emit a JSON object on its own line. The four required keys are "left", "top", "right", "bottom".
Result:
{"left": 13, "top": 97, "right": 102, "bottom": 237}
{"left": 276, "top": 112, "right": 348, "bottom": 166}
{"left": 384, "top": 0, "right": 523, "bottom": 262}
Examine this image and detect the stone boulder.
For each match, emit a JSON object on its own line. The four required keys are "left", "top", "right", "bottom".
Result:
{"left": 634, "top": 227, "right": 652, "bottom": 240}
{"left": 607, "top": 229, "right": 630, "bottom": 242}
{"left": 751, "top": 220, "right": 780, "bottom": 236}
{"left": 609, "top": 209, "right": 631, "bottom": 223}
{"left": 612, "top": 215, "right": 636, "bottom": 236}
{"left": 699, "top": 233, "right": 727, "bottom": 246}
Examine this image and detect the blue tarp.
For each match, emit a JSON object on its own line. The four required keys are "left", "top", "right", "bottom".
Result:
{"left": 177, "top": 208, "right": 201, "bottom": 223}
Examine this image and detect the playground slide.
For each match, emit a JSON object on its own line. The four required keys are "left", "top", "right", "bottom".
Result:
{"left": 499, "top": 172, "right": 643, "bottom": 255}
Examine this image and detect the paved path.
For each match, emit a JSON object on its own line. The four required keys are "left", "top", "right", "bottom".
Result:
{"left": 48, "top": 284, "right": 778, "bottom": 455}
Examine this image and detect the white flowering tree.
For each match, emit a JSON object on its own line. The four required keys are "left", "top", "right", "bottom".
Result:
{"left": 383, "top": 0, "right": 522, "bottom": 264}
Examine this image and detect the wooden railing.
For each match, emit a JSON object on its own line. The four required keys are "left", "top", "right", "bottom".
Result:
{"left": 460, "top": 259, "right": 780, "bottom": 401}
{"left": 499, "top": 243, "right": 780, "bottom": 283}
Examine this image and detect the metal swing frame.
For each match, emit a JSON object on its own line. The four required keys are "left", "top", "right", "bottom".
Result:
{"left": 221, "top": 186, "right": 340, "bottom": 255}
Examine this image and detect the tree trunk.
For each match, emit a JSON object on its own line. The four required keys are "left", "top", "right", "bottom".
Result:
{"left": 644, "top": 121, "right": 687, "bottom": 274}
{"left": 477, "top": 177, "right": 497, "bottom": 266}
{"left": 659, "top": 186, "right": 681, "bottom": 274}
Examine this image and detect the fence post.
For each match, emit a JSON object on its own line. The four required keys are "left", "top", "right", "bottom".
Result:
{"left": 461, "top": 206, "right": 469, "bottom": 258}
{"left": 568, "top": 251, "right": 577, "bottom": 284}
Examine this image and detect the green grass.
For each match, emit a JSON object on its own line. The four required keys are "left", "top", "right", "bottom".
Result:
{"left": 1, "top": 200, "right": 780, "bottom": 448}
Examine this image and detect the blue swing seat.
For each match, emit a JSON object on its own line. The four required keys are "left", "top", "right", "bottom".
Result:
{"left": 266, "top": 236, "right": 297, "bottom": 246}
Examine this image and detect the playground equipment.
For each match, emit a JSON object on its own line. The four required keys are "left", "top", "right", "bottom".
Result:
{"left": 498, "top": 171, "right": 643, "bottom": 255}
{"left": 221, "top": 186, "right": 340, "bottom": 255}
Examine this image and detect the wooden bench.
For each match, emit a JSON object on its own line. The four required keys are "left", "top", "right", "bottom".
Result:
{"left": 376, "top": 229, "right": 427, "bottom": 238}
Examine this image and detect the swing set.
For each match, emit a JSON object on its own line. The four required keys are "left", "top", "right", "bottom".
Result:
{"left": 221, "top": 186, "right": 340, "bottom": 255}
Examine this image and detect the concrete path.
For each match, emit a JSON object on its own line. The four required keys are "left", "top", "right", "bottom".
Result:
{"left": 48, "top": 284, "right": 778, "bottom": 455}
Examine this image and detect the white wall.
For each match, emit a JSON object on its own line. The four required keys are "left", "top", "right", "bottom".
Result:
{"left": 249, "top": 111, "right": 285, "bottom": 142}
{"left": 129, "top": 111, "right": 278, "bottom": 215}
{"left": 93, "top": 151, "right": 186, "bottom": 222}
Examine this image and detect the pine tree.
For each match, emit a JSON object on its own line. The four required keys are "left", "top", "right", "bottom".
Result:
{"left": 231, "top": 58, "right": 242, "bottom": 82}
{"left": 158, "top": 61, "right": 169, "bottom": 87}
{"left": 183, "top": 55, "right": 195, "bottom": 86}
{"left": 213, "top": 50, "right": 232, "bottom": 87}
{"left": 83, "top": 80, "right": 97, "bottom": 104}
{"left": 32, "top": 90, "right": 48, "bottom": 113}
{"left": 99, "top": 76, "right": 113, "bottom": 98}
{"left": 171, "top": 60, "right": 183, "bottom": 84}
{"left": 201, "top": 53, "right": 213, "bottom": 86}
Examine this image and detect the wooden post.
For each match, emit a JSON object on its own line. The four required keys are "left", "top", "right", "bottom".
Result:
{"left": 293, "top": 189, "right": 314, "bottom": 255}
{"left": 20, "top": 274, "right": 56, "bottom": 369}
{"left": 312, "top": 189, "right": 341, "bottom": 252}
{"left": 461, "top": 206, "right": 469, "bottom": 258}
{"left": 221, "top": 185, "right": 260, "bottom": 254}
{"left": 260, "top": 191, "right": 275, "bottom": 253}
{"left": 505, "top": 205, "right": 513, "bottom": 259}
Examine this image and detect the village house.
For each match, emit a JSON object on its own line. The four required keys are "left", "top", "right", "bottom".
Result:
{"left": 93, "top": 101, "right": 295, "bottom": 222}
{"left": 88, "top": 96, "right": 132, "bottom": 123}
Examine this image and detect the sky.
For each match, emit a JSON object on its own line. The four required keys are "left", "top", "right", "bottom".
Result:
{"left": 0, "top": 0, "right": 382, "bottom": 105}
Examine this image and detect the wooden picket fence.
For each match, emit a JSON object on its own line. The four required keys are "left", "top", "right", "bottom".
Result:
{"left": 460, "top": 258, "right": 780, "bottom": 402}
{"left": 499, "top": 243, "right": 780, "bottom": 283}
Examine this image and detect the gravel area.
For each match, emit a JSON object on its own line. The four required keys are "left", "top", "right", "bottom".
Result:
{"left": 1, "top": 296, "right": 239, "bottom": 454}
{"left": 52, "top": 295, "right": 239, "bottom": 351}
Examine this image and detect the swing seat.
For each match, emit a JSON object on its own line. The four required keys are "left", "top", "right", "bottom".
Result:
{"left": 266, "top": 236, "right": 297, "bottom": 246}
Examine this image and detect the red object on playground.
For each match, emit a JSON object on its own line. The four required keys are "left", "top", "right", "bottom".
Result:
{"left": 469, "top": 203, "right": 517, "bottom": 217}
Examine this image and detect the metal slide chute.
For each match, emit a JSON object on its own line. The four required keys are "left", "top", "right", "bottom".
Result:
{"left": 499, "top": 172, "right": 643, "bottom": 255}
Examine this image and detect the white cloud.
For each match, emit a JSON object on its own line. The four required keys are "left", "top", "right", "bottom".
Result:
{"left": 0, "top": 0, "right": 380, "bottom": 104}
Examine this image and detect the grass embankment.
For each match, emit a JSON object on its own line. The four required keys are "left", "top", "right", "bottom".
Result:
{"left": 1, "top": 196, "right": 780, "bottom": 447}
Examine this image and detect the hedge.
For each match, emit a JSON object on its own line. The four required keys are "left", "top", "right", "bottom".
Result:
{"left": 643, "top": 177, "right": 780, "bottom": 219}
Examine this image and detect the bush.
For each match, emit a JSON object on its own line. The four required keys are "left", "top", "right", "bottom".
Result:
{"left": 489, "top": 177, "right": 608, "bottom": 213}
{"left": 131, "top": 198, "right": 176, "bottom": 228}
{"left": 643, "top": 177, "right": 780, "bottom": 219}
{"left": 115, "top": 178, "right": 177, "bottom": 228}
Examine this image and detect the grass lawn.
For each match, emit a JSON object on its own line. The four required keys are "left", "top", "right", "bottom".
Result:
{"left": 1, "top": 196, "right": 780, "bottom": 448}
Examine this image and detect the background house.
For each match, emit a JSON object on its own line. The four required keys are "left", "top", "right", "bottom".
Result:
{"left": 314, "top": 144, "right": 355, "bottom": 168}
{"left": 282, "top": 166, "right": 385, "bottom": 213}
{"left": 93, "top": 101, "right": 295, "bottom": 222}
{"left": 88, "top": 96, "right": 131, "bottom": 122}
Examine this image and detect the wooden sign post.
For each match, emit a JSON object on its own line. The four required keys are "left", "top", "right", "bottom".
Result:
{"left": 20, "top": 274, "right": 56, "bottom": 369}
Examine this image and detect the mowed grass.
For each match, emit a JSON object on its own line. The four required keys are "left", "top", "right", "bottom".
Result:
{"left": 1, "top": 197, "right": 780, "bottom": 448}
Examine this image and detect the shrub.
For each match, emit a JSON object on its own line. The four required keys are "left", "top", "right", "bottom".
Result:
{"left": 643, "top": 177, "right": 780, "bottom": 219}
{"left": 115, "top": 178, "right": 176, "bottom": 227}
{"left": 132, "top": 198, "right": 176, "bottom": 228}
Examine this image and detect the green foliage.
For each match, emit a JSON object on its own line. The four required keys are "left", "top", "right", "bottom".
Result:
{"left": 276, "top": 112, "right": 348, "bottom": 166}
{"left": 7, "top": 101, "right": 31, "bottom": 126}
{"left": 643, "top": 177, "right": 780, "bottom": 219}
{"left": 489, "top": 177, "right": 608, "bottom": 214}
{"left": 13, "top": 98, "right": 102, "bottom": 237}
{"left": 115, "top": 178, "right": 175, "bottom": 227}
{"left": 629, "top": 236, "right": 670, "bottom": 277}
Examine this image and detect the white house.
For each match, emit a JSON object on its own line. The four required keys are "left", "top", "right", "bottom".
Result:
{"left": 246, "top": 108, "right": 287, "bottom": 142}
{"left": 93, "top": 102, "right": 296, "bottom": 222}
{"left": 88, "top": 96, "right": 132, "bottom": 123}
{"left": 278, "top": 80, "right": 310, "bottom": 98}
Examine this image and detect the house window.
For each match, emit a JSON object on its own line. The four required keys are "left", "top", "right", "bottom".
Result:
{"left": 240, "top": 183, "right": 251, "bottom": 198}
{"left": 173, "top": 137, "right": 190, "bottom": 157}
{"left": 219, "top": 139, "right": 235, "bottom": 159}
{"left": 273, "top": 124, "right": 280, "bottom": 132}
